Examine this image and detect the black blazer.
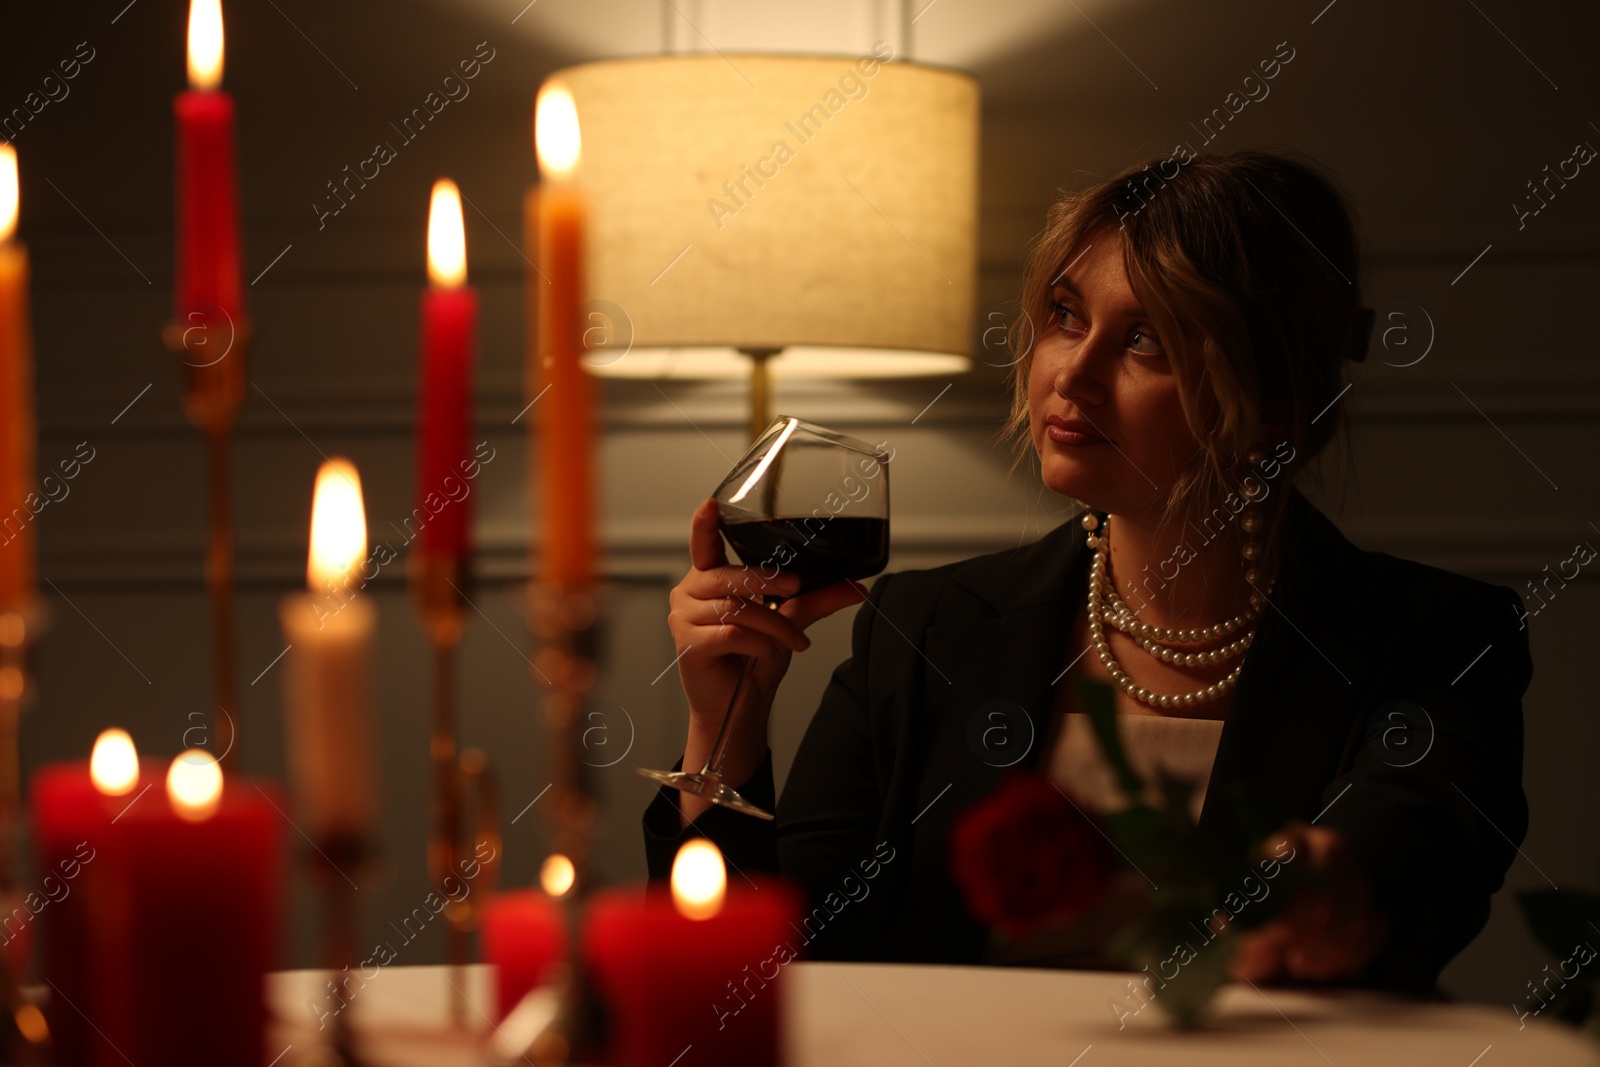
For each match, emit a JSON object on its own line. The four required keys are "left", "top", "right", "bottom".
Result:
{"left": 642, "top": 486, "right": 1533, "bottom": 993}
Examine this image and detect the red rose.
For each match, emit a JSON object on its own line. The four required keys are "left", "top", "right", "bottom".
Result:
{"left": 949, "top": 773, "right": 1117, "bottom": 940}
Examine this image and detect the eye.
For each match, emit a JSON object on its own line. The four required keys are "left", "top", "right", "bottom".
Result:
{"left": 1129, "top": 327, "right": 1164, "bottom": 357}
{"left": 1049, "top": 301, "right": 1086, "bottom": 334}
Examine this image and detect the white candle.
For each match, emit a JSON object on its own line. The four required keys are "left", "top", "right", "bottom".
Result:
{"left": 279, "top": 458, "right": 377, "bottom": 841}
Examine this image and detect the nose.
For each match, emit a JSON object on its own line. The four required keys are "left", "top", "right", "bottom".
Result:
{"left": 1051, "top": 327, "right": 1111, "bottom": 407}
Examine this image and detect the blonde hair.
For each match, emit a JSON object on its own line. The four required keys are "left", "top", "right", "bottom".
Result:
{"left": 998, "top": 150, "right": 1365, "bottom": 592}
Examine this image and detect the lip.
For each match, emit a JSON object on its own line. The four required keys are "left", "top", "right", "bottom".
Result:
{"left": 1044, "top": 414, "right": 1109, "bottom": 446}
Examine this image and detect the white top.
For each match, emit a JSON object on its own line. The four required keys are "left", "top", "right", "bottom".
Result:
{"left": 1049, "top": 712, "right": 1227, "bottom": 824}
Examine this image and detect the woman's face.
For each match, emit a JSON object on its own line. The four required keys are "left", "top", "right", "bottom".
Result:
{"left": 1027, "top": 226, "right": 1198, "bottom": 523}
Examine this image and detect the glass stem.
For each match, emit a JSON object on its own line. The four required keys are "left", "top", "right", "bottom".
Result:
{"left": 702, "top": 654, "right": 753, "bottom": 779}
{"left": 701, "top": 597, "right": 784, "bottom": 780}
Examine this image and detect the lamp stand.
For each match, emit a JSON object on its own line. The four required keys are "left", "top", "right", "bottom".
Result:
{"left": 741, "top": 347, "right": 781, "bottom": 444}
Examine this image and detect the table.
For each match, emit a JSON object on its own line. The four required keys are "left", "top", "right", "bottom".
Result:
{"left": 267, "top": 962, "right": 1600, "bottom": 1065}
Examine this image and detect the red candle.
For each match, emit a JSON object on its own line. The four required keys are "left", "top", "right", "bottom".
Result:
{"left": 30, "top": 731, "right": 146, "bottom": 1067}
{"left": 585, "top": 842, "right": 802, "bottom": 1067}
{"left": 174, "top": 0, "right": 242, "bottom": 323}
{"left": 115, "top": 752, "right": 283, "bottom": 1066}
{"left": 415, "top": 179, "right": 477, "bottom": 558}
{"left": 481, "top": 888, "right": 567, "bottom": 1021}
{"left": 531, "top": 83, "right": 595, "bottom": 590}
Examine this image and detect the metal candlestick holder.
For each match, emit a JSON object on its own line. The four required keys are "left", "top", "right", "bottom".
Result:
{"left": 0, "top": 602, "right": 50, "bottom": 1061}
{"left": 515, "top": 582, "right": 609, "bottom": 1065}
{"left": 409, "top": 549, "right": 502, "bottom": 1028}
{"left": 161, "top": 313, "right": 248, "bottom": 772}
{"left": 308, "top": 834, "right": 370, "bottom": 1067}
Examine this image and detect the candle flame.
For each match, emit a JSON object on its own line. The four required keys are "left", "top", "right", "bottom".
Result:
{"left": 187, "top": 0, "right": 224, "bottom": 91}
{"left": 534, "top": 83, "right": 581, "bottom": 181}
{"left": 90, "top": 729, "right": 139, "bottom": 797}
{"left": 540, "top": 853, "right": 576, "bottom": 897}
{"left": 671, "top": 839, "right": 726, "bottom": 920}
{"left": 307, "top": 458, "right": 367, "bottom": 591}
{"left": 167, "top": 750, "right": 223, "bottom": 822}
{"left": 0, "top": 144, "right": 16, "bottom": 244}
{"left": 427, "top": 179, "right": 466, "bottom": 289}
{"left": 13, "top": 1003, "right": 48, "bottom": 1046}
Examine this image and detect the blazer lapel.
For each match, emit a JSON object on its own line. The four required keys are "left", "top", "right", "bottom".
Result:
{"left": 914, "top": 518, "right": 1090, "bottom": 825}
{"left": 1198, "top": 488, "right": 1384, "bottom": 839}
{"left": 884, "top": 520, "right": 1088, "bottom": 961}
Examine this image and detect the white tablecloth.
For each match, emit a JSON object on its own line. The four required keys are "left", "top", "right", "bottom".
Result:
{"left": 267, "top": 961, "right": 1599, "bottom": 1066}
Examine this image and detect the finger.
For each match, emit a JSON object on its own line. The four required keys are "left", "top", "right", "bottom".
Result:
{"left": 1284, "top": 924, "right": 1370, "bottom": 980}
{"left": 1312, "top": 884, "right": 1388, "bottom": 971}
{"left": 682, "top": 564, "right": 802, "bottom": 603}
{"left": 1229, "top": 923, "right": 1289, "bottom": 983}
{"left": 678, "top": 595, "right": 811, "bottom": 653}
{"left": 678, "top": 621, "right": 787, "bottom": 663}
{"left": 1276, "top": 886, "right": 1386, "bottom": 981}
{"left": 688, "top": 497, "right": 730, "bottom": 573}
{"left": 781, "top": 579, "right": 869, "bottom": 632}
{"left": 1259, "top": 822, "right": 1310, "bottom": 867}
{"left": 1292, "top": 831, "right": 1367, "bottom": 935}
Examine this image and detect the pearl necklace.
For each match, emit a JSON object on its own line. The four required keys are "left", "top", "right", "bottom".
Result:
{"left": 1082, "top": 512, "right": 1272, "bottom": 711}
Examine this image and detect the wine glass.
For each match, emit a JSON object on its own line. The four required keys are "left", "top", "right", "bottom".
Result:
{"left": 636, "top": 416, "right": 892, "bottom": 819}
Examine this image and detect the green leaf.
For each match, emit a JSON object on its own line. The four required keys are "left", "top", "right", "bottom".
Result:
{"left": 1103, "top": 804, "right": 1172, "bottom": 871}
{"left": 1078, "top": 677, "right": 1144, "bottom": 800}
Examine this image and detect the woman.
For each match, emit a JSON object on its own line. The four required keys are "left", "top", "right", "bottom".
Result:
{"left": 641, "top": 151, "right": 1532, "bottom": 995}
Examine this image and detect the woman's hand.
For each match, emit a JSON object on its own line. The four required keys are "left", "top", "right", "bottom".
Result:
{"left": 668, "top": 498, "right": 864, "bottom": 821}
{"left": 1227, "top": 822, "right": 1390, "bottom": 983}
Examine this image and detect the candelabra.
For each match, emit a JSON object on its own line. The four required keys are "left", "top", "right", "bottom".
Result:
{"left": 309, "top": 833, "right": 370, "bottom": 1066}
{"left": 0, "top": 602, "right": 49, "bottom": 1061}
{"left": 162, "top": 313, "right": 248, "bottom": 771}
{"left": 513, "top": 581, "right": 608, "bottom": 1065}
{"left": 410, "top": 549, "right": 502, "bottom": 1028}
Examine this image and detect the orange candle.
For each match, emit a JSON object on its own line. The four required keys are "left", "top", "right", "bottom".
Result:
{"left": 531, "top": 83, "right": 595, "bottom": 591}
{"left": 0, "top": 144, "right": 33, "bottom": 608}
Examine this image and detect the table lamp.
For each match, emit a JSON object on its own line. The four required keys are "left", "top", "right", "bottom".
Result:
{"left": 558, "top": 53, "right": 979, "bottom": 440}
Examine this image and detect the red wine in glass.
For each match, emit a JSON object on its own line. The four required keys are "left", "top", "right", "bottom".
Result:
{"left": 722, "top": 515, "right": 889, "bottom": 595}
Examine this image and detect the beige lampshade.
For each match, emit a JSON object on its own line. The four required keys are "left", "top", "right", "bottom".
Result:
{"left": 555, "top": 54, "right": 979, "bottom": 379}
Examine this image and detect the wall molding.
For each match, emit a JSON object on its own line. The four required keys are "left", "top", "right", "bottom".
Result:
{"left": 37, "top": 369, "right": 1600, "bottom": 442}
{"left": 38, "top": 509, "right": 1594, "bottom": 589}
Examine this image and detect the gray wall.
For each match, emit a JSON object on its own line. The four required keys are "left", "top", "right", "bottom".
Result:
{"left": 3, "top": 0, "right": 1597, "bottom": 1011}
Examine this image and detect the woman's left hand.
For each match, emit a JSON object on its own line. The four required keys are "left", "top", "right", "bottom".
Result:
{"left": 1228, "top": 822, "right": 1390, "bottom": 983}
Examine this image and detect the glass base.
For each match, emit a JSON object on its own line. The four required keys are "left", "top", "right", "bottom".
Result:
{"left": 635, "top": 767, "right": 774, "bottom": 821}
